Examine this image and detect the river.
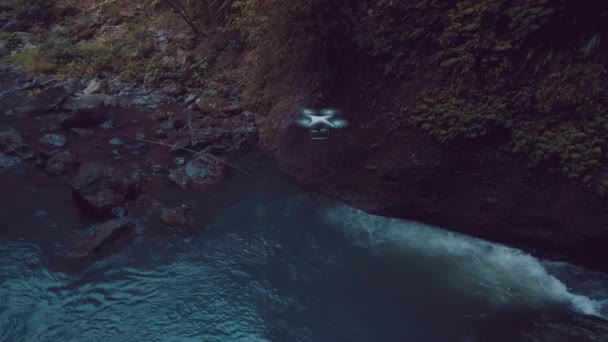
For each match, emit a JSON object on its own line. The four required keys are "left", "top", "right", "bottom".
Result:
{"left": 1, "top": 156, "right": 608, "bottom": 341}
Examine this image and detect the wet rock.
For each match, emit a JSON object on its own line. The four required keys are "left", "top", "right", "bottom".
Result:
{"left": 63, "top": 93, "right": 109, "bottom": 111}
{"left": 162, "top": 83, "right": 184, "bottom": 96}
{"left": 109, "top": 138, "right": 123, "bottom": 146}
{"left": 131, "top": 95, "right": 150, "bottom": 107}
{"left": 72, "top": 218, "right": 136, "bottom": 257}
{"left": 169, "top": 167, "right": 189, "bottom": 189}
{"left": 0, "top": 127, "right": 30, "bottom": 157}
{"left": 160, "top": 204, "right": 194, "bottom": 227}
{"left": 31, "top": 85, "right": 69, "bottom": 114}
{"left": 63, "top": 78, "right": 86, "bottom": 95}
{"left": 111, "top": 207, "right": 128, "bottom": 218}
{"left": 184, "top": 94, "right": 197, "bottom": 105}
{"left": 72, "top": 163, "right": 142, "bottom": 217}
{"left": 123, "top": 143, "right": 148, "bottom": 157}
{"left": 100, "top": 118, "right": 115, "bottom": 130}
{"left": 71, "top": 128, "right": 94, "bottom": 138}
{"left": 39, "top": 133, "right": 66, "bottom": 148}
{"left": 1, "top": 20, "right": 31, "bottom": 33}
{"left": 153, "top": 128, "right": 167, "bottom": 138}
{"left": 44, "top": 150, "right": 79, "bottom": 175}
{"left": 60, "top": 94, "right": 109, "bottom": 128}
{"left": 174, "top": 157, "right": 186, "bottom": 165}
{"left": 168, "top": 156, "right": 224, "bottom": 189}
{"left": 0, "top": 46, "right": 10, "bottom": 58}
{"left": 83, "top": 77, "right": 108, "bottom": 95}
{"left": 0, "top": 151, "right": 20, "bottom": 169}
{"left": 150, "top": 164, "right": 168, "bottom": 174}
{"left": 186, "top": 156, "right": 224, "bottom": 185}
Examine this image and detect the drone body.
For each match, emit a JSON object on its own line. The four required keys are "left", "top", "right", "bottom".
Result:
{"left": 296, "top": 108, "right": 348, "bottom": 139}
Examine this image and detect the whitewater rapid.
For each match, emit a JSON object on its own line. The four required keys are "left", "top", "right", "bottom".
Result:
{"left": 325, "top": 205, "right": 607, "bottom": 318}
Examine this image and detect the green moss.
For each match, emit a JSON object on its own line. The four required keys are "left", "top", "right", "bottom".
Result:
{"left": 9, "top": 48, "right": 57, "bottom": 73}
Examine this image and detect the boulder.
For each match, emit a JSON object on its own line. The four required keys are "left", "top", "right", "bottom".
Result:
{"left": 83, "top": 77, "right": 108, "bottom": 95}
{"left": 0, "top": 151, "right": 20, "bottom": 169}
{"left": 185, "top": 156, "right": 223, "bottom": 185}
{"left": 162, "top": 83, "right": 185, "bottom": 96}
{"left": 72, "top": 163, "right": 142, "bottom": 217}
{"left": 71, "top": 219, "right": 136, "bottom": 257}
{"left": 169, "top": 167, "right": 189, "bottom": 189}
{"left": 31, "top": 85, "right": 69, "bottom": 114}
{"left": 44, "top": 150, "right": 79, "bottom": 175}
{"left": 0, "top": 127, "right": 30, "bottom": 157}
{"left": 60, "top": 94, "right": 109, "bottom": 128}
{"left": 1, "top": 20, "right": 31, "bottom": 33}
{"left": 160, "top": 204, "right": 194, "bottom": 227}
{"left": 38, "top": 133, "right": 66, "bottom": 148}
{"left": 63, "top": 93, "right": 109, "bottom": 111}
{"left": 168, "top": 156, "right": 224, "bottom": 189}
{"left": 0, "top": 46, "right": 10, "bottom": 58}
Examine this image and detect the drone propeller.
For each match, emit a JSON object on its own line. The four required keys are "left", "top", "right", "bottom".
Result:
{"left": 320, "top": 108, "right": 337, "bottom": 117}
{"left": 295, "top": 117, "right": 312, "bottom": 128}
{"left": 330, "top": 118, "right": 349, "bottom": 129}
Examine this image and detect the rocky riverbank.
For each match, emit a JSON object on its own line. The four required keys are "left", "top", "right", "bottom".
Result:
{"left": 0, "top": 65, "right": 258, "bottom": 258}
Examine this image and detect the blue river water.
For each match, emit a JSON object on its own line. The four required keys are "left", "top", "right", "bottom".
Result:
{"left": 1, "top": 159, "right": 608, "bottom": 341}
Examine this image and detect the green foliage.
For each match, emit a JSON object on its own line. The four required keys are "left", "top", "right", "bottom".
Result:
{"left": 9, "top": 47, "right": 57, "bottom": 73}
{"left": 232, "top": 0, "right": 608, "bottom": 191}
{"left": 412, "top": 90, "right": 508, "bottom": 142}
{"left": 0, "top": 32, "right": 22, "bottom": 49}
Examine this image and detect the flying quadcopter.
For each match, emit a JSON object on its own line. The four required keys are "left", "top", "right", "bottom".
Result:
{"left": 295, "top": 108, "right": 349, "bottom": 140}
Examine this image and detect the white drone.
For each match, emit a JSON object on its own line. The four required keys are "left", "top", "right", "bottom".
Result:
{"left": 295, "top": 108, "right": 349, "bottom": 129}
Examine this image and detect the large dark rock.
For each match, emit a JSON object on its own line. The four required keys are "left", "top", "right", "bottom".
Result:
{"left": 0, "top": 46, "right": 10, "bottom": 58}
{"left": 72, "top": 163, "right": 142, "bottom": 217}
{"left": 71, "top": 219, "right": 136, "bottom": 257}
{"left": 31, "top": 85, "right": 69, "bottom": 114}
{"left": 168, "top": 156, "right": 223, "bottom": 189}
{"left": 44, "top": 150, "right": 79, "bottom": 175}
{"left": 168, "top": 167, "right": 189, "bottom": 189}
{"left": 59, "top": 94, "right": 109, "bottom": 128}
{"left": 1, "top": 20, "right": 31, "bottom": 33}
{"left": 38, "top": 133, "right": 66, "bottom": 148}
{"left": 185, "top": 156, "right": 223, "bottom": 185}
{"left": 0, "top": 151, "right": 20, "bottom": 169}
{"left": 0, "top": 127, "right": 30, "bottom": 157}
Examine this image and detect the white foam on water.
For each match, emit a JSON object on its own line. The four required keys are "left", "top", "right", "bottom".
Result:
{"left": 324, "top": 205, "right": 605, "bottom": 317}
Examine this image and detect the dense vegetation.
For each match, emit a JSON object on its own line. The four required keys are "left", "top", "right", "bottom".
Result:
{"left": 234, "top": 0, "right": 608, "bottom": 192}
{"left": 3, "top": 0, "right": 608, "bottom": 191}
